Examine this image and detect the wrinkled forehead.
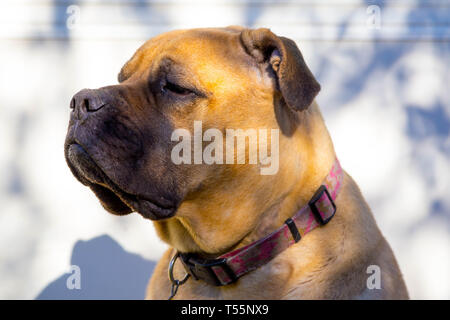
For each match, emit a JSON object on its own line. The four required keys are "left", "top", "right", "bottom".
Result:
{"left": 118, "top": 28, "right": 253, "bottom": 85}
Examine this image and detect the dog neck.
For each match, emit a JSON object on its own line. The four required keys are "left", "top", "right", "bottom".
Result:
{"left": 224, "top": 102, "right": 337, "bottom": 254}
{"left": 154, "top": 102, "right": 337, "bottom": 258}
{"left": 173, "top": 156, "right": 342, "bottom": 288}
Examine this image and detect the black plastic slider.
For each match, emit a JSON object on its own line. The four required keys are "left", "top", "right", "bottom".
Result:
{"left": 285, "top": 218, "right": 301, "bottom": 243}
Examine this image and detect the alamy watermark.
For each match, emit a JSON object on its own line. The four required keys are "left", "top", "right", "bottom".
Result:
{"left": 66, "top": 5, "right": 81, "bottom": 30}
{"left": 66, "top": 265, "right": 81, "bottom": 290}
{"left": 366, "top": 5, "right": 381, "bottom": 30}
{"left": 366, "top": 265, "right": 381, "bottom": 289}
{"left": 171, "top": 121, "right": 279, "bottom": 175}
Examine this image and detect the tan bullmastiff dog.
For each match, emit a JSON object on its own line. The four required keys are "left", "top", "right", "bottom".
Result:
{"left": 64, "top": 26, "right": 409, "bottom": 299}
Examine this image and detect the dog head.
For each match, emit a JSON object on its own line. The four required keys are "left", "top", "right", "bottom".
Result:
{"left": 64, "top": 27, "right": 320, "bottom": 250}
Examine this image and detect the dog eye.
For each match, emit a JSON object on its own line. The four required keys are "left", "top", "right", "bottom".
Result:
{"left": 163, "top": 81, "right": 192, "bottom": 96}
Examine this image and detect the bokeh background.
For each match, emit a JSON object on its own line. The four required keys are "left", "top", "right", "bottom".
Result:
{"left": 0, "top": 0, "right": 449, "bottom": 299}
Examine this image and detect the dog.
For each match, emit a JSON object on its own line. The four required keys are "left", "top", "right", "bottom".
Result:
{"left": 64, "top": 26, "right": 409, "bottom": 299}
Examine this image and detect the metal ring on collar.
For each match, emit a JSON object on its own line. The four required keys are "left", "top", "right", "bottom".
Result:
{"left": 168, "top": 251, "right": 190, "bottom": 285}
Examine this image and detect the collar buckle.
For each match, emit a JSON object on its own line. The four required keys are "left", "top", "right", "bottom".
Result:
{"left": 308, "top": 185, "right": 336, "bottom": 225}
{"left": 179, "top": 254, "right": 237, "bottom": 286}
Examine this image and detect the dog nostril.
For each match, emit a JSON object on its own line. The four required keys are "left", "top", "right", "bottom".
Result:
{"left": 83, "top": 98, "right": 90, "bottom": 111}
{"left": 70, "top": 98, "right": 76, "bottom": 109}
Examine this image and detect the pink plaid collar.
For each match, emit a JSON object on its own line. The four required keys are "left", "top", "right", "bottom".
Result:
{"left": 174, "top": 158, "right": 344, "bottom": 288}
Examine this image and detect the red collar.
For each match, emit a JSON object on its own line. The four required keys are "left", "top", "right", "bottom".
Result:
{"left": 170, "top": 158, "right": 343, "bottom": 291}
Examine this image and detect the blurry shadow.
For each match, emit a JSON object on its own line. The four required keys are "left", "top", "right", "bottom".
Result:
{"left": 36, "top": 235, "right": 156, "bottom": 300}
{"left": 406, "top": 103, "right": 450, "bottom": 142}
{"left": 244, "top": 0, "right": 265, "bottom": 27}
{"left": 128, "top": 0, "right": 170, "bottom": 31}
{"left": 6, "top": 112, "right": 29, "bottom": 196}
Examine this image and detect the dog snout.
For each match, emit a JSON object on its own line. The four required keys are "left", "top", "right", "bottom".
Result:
{"left": 70, "top": 88, "right": 107, "bottom": 118}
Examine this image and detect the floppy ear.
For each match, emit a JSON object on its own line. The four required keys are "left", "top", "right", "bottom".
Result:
{"left": 240, "top": 28, "right": 320, "bottom": 111}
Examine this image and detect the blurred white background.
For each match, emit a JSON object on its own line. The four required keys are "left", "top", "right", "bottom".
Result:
{"left": 0, "top": 0, "right": 449, "bottom": 299}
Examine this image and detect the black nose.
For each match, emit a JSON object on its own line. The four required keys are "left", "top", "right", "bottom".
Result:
{"left": 70, "top": 89, "right": 107, "bottom": 114}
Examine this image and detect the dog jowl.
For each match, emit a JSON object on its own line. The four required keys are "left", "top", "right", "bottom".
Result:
{"left": 64, "top": 83, "right": 182, "bottom": 220}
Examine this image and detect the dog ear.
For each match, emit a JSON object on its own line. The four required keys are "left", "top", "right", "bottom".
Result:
{"left": 240, "top": 28, "right": 320, "bottom": 111}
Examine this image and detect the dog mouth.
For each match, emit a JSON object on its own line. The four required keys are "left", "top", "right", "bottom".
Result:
{"left": 65, "top": 143, "right": 176, "bottom": 220}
